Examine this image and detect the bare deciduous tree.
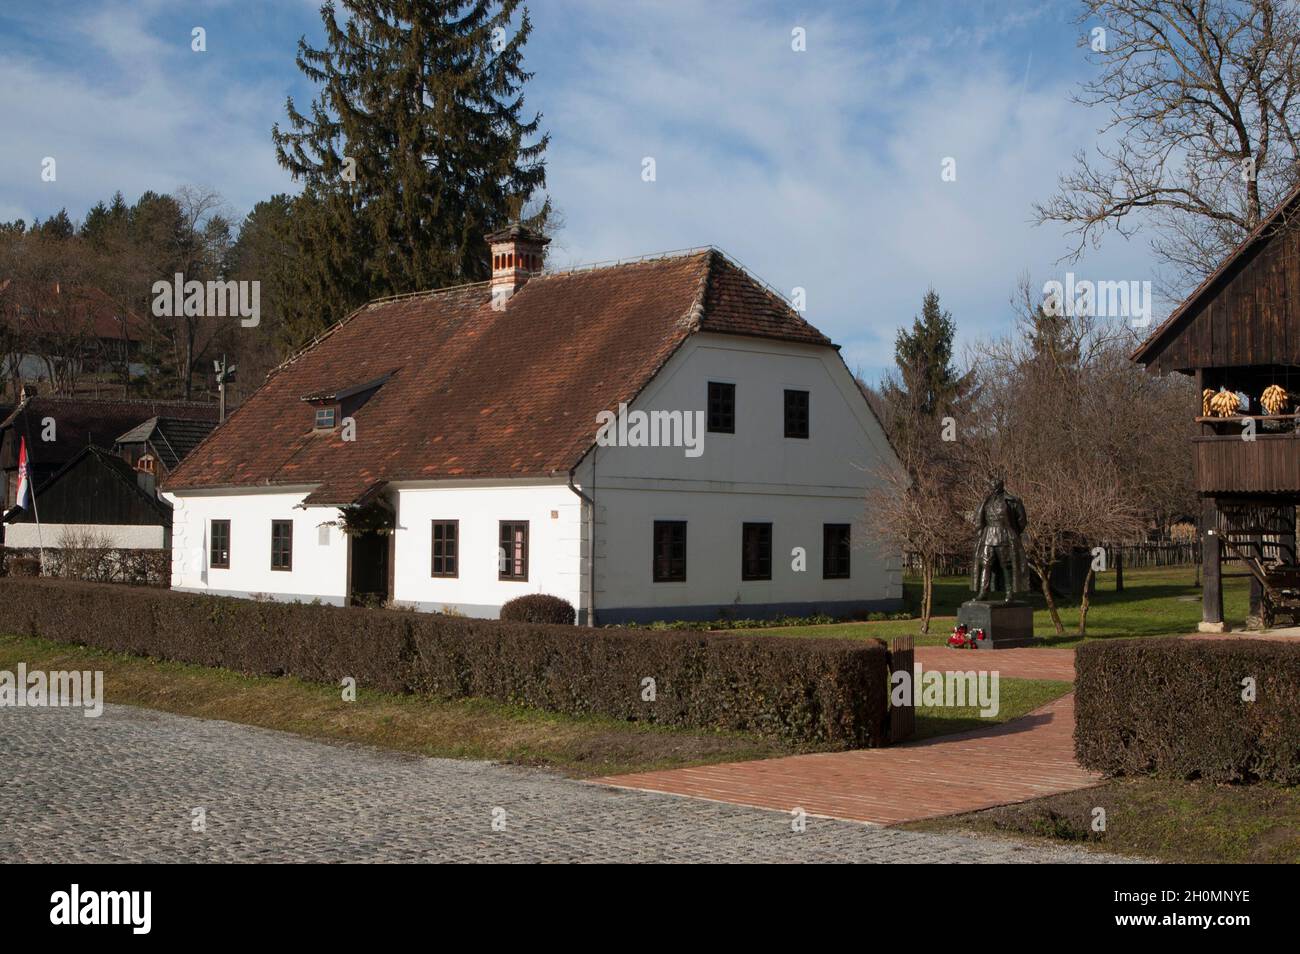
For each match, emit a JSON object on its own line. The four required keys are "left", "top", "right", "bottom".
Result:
{"left": 1037, "top": 0, "right": 1300, "bottom": 292}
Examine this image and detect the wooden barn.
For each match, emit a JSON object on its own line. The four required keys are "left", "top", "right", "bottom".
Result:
{"left": 3, "top": 444, "right": 173, "bottom": 550}
{"left": 1133, "top": 188, "right": 1300, "bottom": 629}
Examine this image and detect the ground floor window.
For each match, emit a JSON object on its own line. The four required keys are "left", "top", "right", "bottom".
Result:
{"left": 432, "top": 520, "right": 458, "bottom": 577}
{"left": 210, "top": 519, "right": 230, "bottom": 569}
{"left": 499, "top": 520, "right": 529, "bottom": 581}
{"left": 823, "top": 523, "right": 851, "bottom": 579}
{"left": 653, "top": 520, "right": 687, "bottom": 582}
{"left": 271, "top": 519, "right": 293, "bottom": 571}
{"left": 741, "top": 522, "right": 772, "bottom": 580}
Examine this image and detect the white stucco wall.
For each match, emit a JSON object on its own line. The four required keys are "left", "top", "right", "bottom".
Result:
{"left": 571, "top": 333, "right": 903, "bottom": 622}
{"left": 163, "top": 489, "right": 349, "bottom": 605}
{"left": 390, "top": 480, "right": 583, "bottom": 616}
{"left": 4, "top": 523, "right": 165, "bottom": 549}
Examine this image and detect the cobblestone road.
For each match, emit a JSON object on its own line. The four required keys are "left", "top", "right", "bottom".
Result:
{"left": 1, "top": 704, "right": 1134, "bottom": 863}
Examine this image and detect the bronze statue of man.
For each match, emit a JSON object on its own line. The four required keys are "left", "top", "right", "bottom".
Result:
{"left": 971, "top": 478, "right": 1029, "bottom": 604}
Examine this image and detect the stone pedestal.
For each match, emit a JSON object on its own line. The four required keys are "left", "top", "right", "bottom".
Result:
{"left": 957, "top": 600, "right": 1040, "bottom": 649}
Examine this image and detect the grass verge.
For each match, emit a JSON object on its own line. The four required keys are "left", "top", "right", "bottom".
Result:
{"left": 902, "top": 777, "right": 1300, "bottom": 863}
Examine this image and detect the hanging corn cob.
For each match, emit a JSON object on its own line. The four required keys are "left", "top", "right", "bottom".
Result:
{"left": 1262, "top": 384, "right": 1290, "bottom": 415}
{"left": 1210, "top": 389, "right": 1241, "bottom": 417}
{"left": 1202, "top": 388, "right": 1214, "bottom": 416}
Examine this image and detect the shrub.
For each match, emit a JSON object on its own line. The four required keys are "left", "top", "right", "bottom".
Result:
{"left": 1075, "top": 637, "right": 1300, "bottom": 784}
{"left": 0, "top": 577, "right": 890, "bottom": 747}
{"left": 499, "top": 593, "right": 577, "bottom": 625}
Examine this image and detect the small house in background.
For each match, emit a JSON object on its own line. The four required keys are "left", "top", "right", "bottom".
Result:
{"left": 1133, "top": 183, "right": 1300, "bottom": 629}
{"left": 0, "top": 395, "right": 218, "bottom": 572}
{"left": 3, "top": 444, "right": 172, "bottom": 551}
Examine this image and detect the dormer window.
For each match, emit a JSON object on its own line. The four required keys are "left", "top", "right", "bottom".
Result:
{"left": 314, "top": 406, "right": 337, "bottom": 430}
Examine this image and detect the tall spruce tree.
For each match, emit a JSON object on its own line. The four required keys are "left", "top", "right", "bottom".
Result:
{"left": 882, "top": 289, "right": 972, "bottom": 450}
{"left": 273, "top": 0, "right": 549, "bottom": 339}
{"left": 874, "top": 290, "right": 975, "bottom": 632}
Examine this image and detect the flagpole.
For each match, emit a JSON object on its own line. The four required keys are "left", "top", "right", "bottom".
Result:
{"left": 17, "top": 426, "right": 45, "bottom": 574}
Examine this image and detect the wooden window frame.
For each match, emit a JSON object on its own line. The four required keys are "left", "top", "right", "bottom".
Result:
{"left": 707, "top": 381, "right": 735, "bottom": 434}
{"left": 314, "top": 405, "right": 338, "bottom": 430}
{"left": 271, "top": 519, "right": 293, "bottom": 572}
{"left": 784, "top": 389, "right": 810, "bottom": 439}
{"left": 431, "top": 520, "right": 459, "bottom": 578}
{"left": 653, "top": 520, "right": 688, "bottom": 583}
{"left": 823, "top": 523, "right": 851, "bottom": 580}
{"left": 498, "top": 520, "right": 529, "bottom": 581}
{"left": 210, "top": 519, "right": 231, "bottom": 569}
{"left": 741, "top": 522, "right": 772, "bottom": 581}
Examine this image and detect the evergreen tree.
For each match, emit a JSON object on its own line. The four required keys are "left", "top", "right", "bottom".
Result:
{"left": 272, "top": 0, "right": 549, "bottom": 336}
{"left": 882, "top": 289, "right": 973, "bottom": 449}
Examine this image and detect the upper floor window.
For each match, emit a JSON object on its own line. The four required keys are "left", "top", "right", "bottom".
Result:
{"left": 432, "top": 520, "right": 459, "bottom": 578}
{"left": 210, "top": 519, "right": 230, "bottom": 569}
{"left": 823, "top": 523, "right": 851, "bottom": 579}
{"left": 784, "top": 389, "right": 810, "bottom": 439}
{"left": 314, "top": 406, "right": 337, "bottom": 429}
{"left": 653, "top": 520, "right": 687, "bottom": 582}
{"left": 741, "top": 522, "right": 772, "bottom": 581}
{"left": 708, "top": 381, "right": 735, "bottom": 433}
{"left": 499, "top": 520, "right": 529, "bottom": 581}
{"left": 271, "top": 519, "right": 293, "bottom": 571}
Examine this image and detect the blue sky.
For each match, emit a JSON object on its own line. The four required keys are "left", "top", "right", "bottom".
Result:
{"left": 0, "top": 0, "right": 1165, "bottom": 382}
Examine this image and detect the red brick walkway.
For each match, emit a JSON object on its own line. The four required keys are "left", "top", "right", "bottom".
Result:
{"left": 594, "top": 647, "right": 1099, "bottom": 825}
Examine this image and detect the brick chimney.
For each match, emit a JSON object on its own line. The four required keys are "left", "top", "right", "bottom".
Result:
{"left": 485, "top": 223, "right": 549, "bottom": 303}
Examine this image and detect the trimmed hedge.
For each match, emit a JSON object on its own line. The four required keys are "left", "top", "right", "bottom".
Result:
{"left": 500, "top": 593, "right": 577, "bottom": 625}
{"left": 1075, "top": 637, "right": 1300, "bottom": 784}
{"left": 0, "top": 577, "right": 889, "bottom": 747}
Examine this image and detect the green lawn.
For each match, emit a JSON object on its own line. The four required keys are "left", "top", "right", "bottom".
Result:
{"left": 914, "top": 678, "right": 1071, "bottom": 740}
{"left": 735, "top": 565, "right": 1250, "bottom": 647}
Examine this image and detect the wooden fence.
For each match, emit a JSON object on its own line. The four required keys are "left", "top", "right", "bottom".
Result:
{"left": 905, "top": 541, "right": 1200, "bottom": 578}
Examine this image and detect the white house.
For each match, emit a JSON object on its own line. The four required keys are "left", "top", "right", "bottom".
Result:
{"left": 163, "top": 226, "right": 903, "bottom": 624}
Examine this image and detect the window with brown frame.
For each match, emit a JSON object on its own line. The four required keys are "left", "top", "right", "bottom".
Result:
{"left": 784, "top": 389, "right": 810, "bottom": 439}
{"left": 432, "top": 520, "right": 458, "bottom": 578}
{"left": 210, "top": 519, "right": 230, "bottom": 569}
{"left": 707, "top": 381, "right": 735, "bottom": 433}
{"left": 271, "top": 519, "right": 293, "bottom": 571}
{"left": 823, "top": 523, "right": 851, "bottom": 579}
{"left": 653, "top": 520, "right": 687, "bottom": 582}
{"left": 499, "top": 520, "right": 529, "bottom": 581}
{"left": 741, "top": 522, "right": 772, "bottom": 581}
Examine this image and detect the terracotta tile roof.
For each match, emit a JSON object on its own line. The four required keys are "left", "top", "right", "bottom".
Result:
{"left": 165, "top": 249, "right": 838, "bottom": 504}
{"left": 0, "top": 281, "right": 147, "bottom": 341}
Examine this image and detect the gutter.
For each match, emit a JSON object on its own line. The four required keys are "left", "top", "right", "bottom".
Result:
{"left": 566, "top": 461, "right": 597, "bottom": 628}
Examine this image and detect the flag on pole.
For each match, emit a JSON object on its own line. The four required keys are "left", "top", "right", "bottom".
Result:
{"left": 15, "top": 436, "right": 32, "bottom": 510}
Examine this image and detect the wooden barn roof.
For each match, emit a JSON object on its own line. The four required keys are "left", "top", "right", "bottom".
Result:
{"left": 1133, "top": 181, "right": 1300, "bottom": 373}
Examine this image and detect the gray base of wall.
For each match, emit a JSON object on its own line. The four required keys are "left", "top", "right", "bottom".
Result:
{"left": 594, "top": 598, "right": 903, "bottom": 626}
